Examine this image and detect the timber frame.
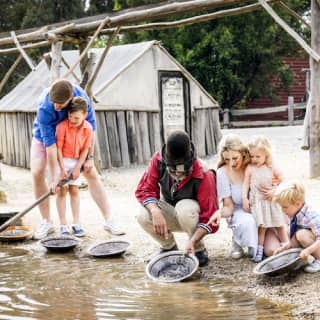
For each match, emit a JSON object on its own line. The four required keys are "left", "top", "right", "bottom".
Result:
{"left": 0, "top": 0, "right": 319, "bottom": 176}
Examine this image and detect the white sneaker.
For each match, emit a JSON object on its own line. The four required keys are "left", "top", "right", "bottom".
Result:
{"left": 34, "top": 220, "right": 55, "bottom": 240}
{"left": 104, "top": 219, "right": 125, "bottom": 236}
{"left": 304, "top": 259, "right": 320, "bottom": 273}
{"left": 230, "top": 239, "right": 244, "bottom": 259}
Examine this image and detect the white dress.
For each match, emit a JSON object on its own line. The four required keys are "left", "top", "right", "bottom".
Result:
{"left": 249, "top": 166, "right": 287, "bottom": 228}
{"left": 217, "top": 168, "right": 258, "bottom": 256}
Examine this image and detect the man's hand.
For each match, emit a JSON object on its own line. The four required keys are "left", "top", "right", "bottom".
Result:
{"left": 150, "top": 207, "right": 169, "bottom": 240}
{"left": 49, "top": 175, "right": 61, "bottom": 194}
{"left": 208, "top": 209, "right": 221, "bottom": 227}
{"left": 83, "top": 159, "right": 94, "bottom": 172}
{"left": 184, "top": 239, "right": 196, "bottom": 256}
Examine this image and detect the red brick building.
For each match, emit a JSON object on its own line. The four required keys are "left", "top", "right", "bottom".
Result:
{"left": 245, "top": 57, "right": 309, "bottom": 121}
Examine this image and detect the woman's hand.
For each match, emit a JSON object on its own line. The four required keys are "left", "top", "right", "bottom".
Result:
{"left": 257, "top": 184, "right": 274, "bottom": 201}
{"left": 242, "top": 198, "right": 250, "bottom": 212}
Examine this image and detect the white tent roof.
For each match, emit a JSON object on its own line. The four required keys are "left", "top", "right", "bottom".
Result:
{"left": 0, "top": 40, "right": 218, "bottom": 112}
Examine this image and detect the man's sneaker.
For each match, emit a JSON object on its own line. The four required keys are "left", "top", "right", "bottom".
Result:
{"left": 104, "top": 219, "right": 125, "bottom": 236}
{"left": 71, "top": 224, "right": 86, "bottom": 237}
{"left": 231, "top": 239, "right": 244, "bottom": 259}
{"left": 195, "top": 249, "right": 209, "bottom": 267}
{"left": 159, "top": 244, "right": 178, "bottom": 254}
{"left": 33, "top": 220, "right": 55, "bottom": 240}
{"left": 304, "top": 259, "right": 320, "bottom": 273}
{"left": 60, "top": 225, "right": 70, "bottom": 236}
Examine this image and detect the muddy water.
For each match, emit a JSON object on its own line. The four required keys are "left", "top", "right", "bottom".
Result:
{"left": 0, "top": 246, "right": 293, "bottom": 320}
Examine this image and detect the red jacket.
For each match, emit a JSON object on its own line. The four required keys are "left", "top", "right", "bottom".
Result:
{"left": 135, "top": 152, "right": 219, "bottom": 234}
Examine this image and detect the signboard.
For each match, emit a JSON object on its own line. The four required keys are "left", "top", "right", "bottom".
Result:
{"left": 161, "top": 77, "right": 185, "bottom": 139}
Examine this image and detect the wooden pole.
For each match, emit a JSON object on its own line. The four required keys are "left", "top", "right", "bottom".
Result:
{"left": 10, "top": 31, "right": 36, "bottom": 70}
{"left": 62, "top": 16, "right": 110, "bottom": 79}
{"left": 49, "top": 41, "right": 63, "bottom": 84}
{"left": 99, "top": 1, "right": 277, "bottom": 35}
{"left": 0, "top": 54, "right": 22, "bottom": 94}
{"left": 85, "top": 26, "right": 121, "bottom": 95}
{"left": 223, "top": 109, "right": 230, "bottom": 128}
{"left": 278, "top": 1, "right": 310, "bottom": 29}
{"left": 309, "top": 0, "right": 320, "bottom": 177}
{"left": 61, "top": 55, "right": 81, "bottom": 83}
{"left": 259, "top": 0, "right": 320, "bottom": 62}
{"left": 288, "top": 96, "right": 294, "bottom": 126}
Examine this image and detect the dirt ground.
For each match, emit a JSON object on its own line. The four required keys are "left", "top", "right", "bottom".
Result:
{"left": 0, "top": 125, "right": 320, "bottom": 319}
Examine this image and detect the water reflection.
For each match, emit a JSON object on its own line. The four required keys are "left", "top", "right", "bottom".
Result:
{"left": 0, "top": 245, "right": 293, "bottom": 320}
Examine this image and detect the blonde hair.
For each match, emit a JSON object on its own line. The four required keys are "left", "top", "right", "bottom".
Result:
{"left": 217, "top": 134, "right": 250, "bottom": 169}
{"left": 248, "top": 135, "right": 272, "bottom": 167}
{"left": 273, "top": 180, "right": 305, "bottom": 205}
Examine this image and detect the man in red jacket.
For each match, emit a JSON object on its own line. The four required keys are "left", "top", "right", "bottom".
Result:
{"left": 135, "top": 130, "right": 220, "bottom": 266}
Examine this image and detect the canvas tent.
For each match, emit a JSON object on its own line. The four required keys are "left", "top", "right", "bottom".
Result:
{"left": 0, "top": 40, "right": 221, "bottom": 169}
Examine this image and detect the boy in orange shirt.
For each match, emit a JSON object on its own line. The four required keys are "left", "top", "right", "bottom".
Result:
{"left": 55, "top": 97, "right": 93, "bottom": 237}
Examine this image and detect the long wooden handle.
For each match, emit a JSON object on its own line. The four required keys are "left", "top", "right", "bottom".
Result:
{"left": 0, "top": 176, "right": 72, "bottom": 232}
{"left": 0, "top": 191, "right": 52, "bottom": 232}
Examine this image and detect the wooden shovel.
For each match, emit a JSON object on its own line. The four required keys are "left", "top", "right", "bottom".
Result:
{"left": 0, "top": 177, "right": 72, "bottom": 232}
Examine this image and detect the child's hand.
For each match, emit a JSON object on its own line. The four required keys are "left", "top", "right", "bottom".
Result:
{"left": 71, "top": 168, "right": 81, "bottom": 180}
{"left": 273, "top": 246, "right": 285, "bottom": 255}
{"left": 242, "top": 198, "right": 250, "bottom": 212}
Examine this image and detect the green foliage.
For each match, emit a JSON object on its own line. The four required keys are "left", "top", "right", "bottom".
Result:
{"left": 87, "top": 0, "right": 114, "bottom": 15}
{"left": 0, "top": 0, "right": 86, "bottom": 98}
{"left": 0, "top": 0, "right": 311, "bottom": 109}
{"left": 121, "top": 1, "right": 310, "bottom": 109}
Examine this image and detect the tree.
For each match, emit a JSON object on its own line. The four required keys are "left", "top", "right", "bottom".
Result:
{"left": 87, "top": 0, "right": 114, "bottom": 15}
{"left": 120, "top": 1, "right": 310, "bottom": 109}
{"left": 0, "top": 0, "right": 86, "bottom": 98}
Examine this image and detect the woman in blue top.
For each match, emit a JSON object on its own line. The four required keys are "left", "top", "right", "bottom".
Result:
{"left": 216, "top": 134, "right": 282, "bottom": 259}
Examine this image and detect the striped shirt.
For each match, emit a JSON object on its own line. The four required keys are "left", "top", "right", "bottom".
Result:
{"left": 296, "top": 203, "right": 320, "bottom": 240}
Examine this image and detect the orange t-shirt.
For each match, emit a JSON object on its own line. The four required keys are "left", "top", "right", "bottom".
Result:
{"left": 56, "top": 119, "right": 93, "bottom": 159}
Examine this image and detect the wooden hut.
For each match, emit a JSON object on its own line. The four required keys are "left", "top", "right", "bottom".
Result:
{"left": 0, "top": 40, "right": 221, "bottom": 169}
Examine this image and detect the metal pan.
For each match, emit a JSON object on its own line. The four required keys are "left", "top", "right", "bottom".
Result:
{"left": 146, "top": 250, "right": 199, "bottom": 283}
{"left": 0, "top": 225, "right": 33, "bottom": 241}
{"left": 88, "top": 240, "right": 131, "bottom": 258}
{"left": 253, "top": 248, "right": 310, "bottom": 276}
{"left": 40, "top": 236, "right": 80, "bottom": 253}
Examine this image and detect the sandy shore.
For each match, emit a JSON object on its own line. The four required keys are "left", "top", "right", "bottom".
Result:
{"left": 0, "top": 125, "right": 319, "bottom": 319}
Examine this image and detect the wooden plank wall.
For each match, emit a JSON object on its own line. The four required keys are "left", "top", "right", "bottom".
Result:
{"left": 0, "top": 112, "right": 35, "bottom": 168}
{"left": 191, "top": 108, "right": 221, "bottom": 158}
{"left": 0, "top": 109, "right": 221, "bottom": 169}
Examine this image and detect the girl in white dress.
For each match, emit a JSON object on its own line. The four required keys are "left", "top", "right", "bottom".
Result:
{"left": 242, "top": 135, "right": 288, "bottom": 262}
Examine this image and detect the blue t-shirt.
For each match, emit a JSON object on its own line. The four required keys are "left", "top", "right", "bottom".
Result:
{"left": 32, "top": 85, "right": 96, "bottom": 147}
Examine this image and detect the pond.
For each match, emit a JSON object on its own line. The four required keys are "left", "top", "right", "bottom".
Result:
{"left": 0, "top": 245, "right": 293, "bottom": 320}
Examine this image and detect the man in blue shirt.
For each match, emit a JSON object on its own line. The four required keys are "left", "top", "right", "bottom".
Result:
{"left": 31, "top": 79, "right": 124, "bottom": 239}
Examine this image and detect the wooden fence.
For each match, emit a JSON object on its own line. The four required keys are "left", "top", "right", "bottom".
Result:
{"left": 222, "top": 97, "right": 306, "bottom": 128}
